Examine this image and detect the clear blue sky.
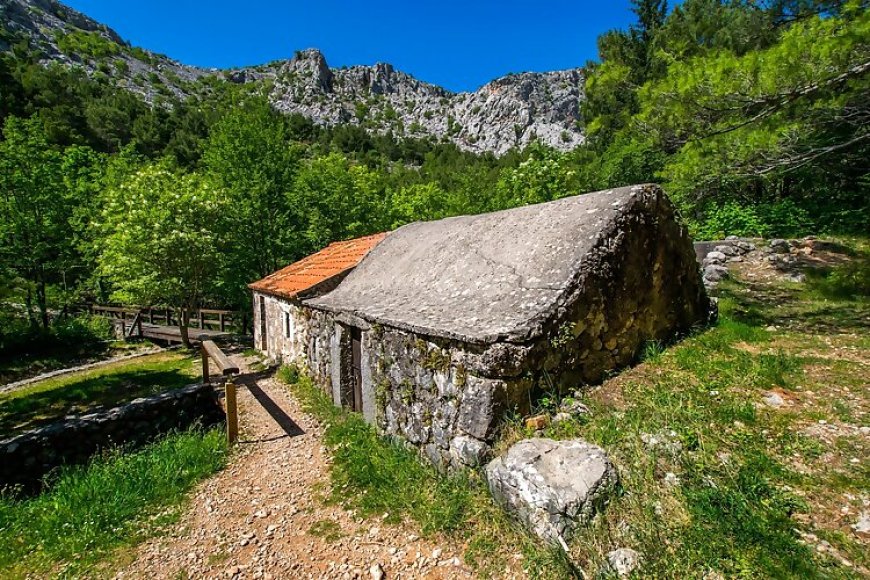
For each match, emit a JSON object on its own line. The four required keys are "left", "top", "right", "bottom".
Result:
{"left": 62, "top": 1, "right": 640, "bottom": 92}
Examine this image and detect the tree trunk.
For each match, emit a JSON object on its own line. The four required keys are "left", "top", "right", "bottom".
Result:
{"left": 36, "top": 279, "right": 49, "bottom": 330}
{"left": 24, "top": 287, "right": 38, "bottom": 329}
{"left": 178, "top": 308, "right": 191, "bottom": 349}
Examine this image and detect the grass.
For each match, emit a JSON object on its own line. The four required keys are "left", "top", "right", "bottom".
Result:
{"left": 0, "top": 351, "right": 200, "bottom": 436}
{"left": 0, "top": 426, "right": 227, "bottom": 578}
{"left": 280, "top": 369, "right": 576, "bottom": 579}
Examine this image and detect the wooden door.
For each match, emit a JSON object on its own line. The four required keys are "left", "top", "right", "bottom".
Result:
{"left": 350, "top": 327, "right": 362, "bottom": 412}
{"left": 259, "top": 296, "right": 267, "bottom": 350}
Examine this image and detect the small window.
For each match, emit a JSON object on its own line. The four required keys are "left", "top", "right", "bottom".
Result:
{"left": 284, "top": 312, "right": 291, "bottom": 338}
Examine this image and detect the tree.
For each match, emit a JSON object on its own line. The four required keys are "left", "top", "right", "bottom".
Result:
{"left": 638, "top": 4, "right": 869, "bottom": 210}
{"left": 202, "top": 96, "right": 302, "bottom": 307}
{"left": 291, "top": 153, "right": 388, "bottom": 252}
{"left": 0, "top": 116, "right": 78, "bottom": 329}
{"left": 97, "top": 163, "right": 226, "bottom": 347}
{"left": 493, "top": 144, "right": 579, "bottom": 208}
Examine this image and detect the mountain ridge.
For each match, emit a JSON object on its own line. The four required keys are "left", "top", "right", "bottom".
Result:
{"left": 1, "top": 0, "right": 586, "bottom": 154}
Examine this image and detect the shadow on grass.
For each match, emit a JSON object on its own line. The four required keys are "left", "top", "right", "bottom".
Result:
{"left": 0, "top": 343, "right": 110, "bottom": 386}
{"left": 0, "top": 367, "right": 195, "bottom": 436}
{"left": 723, "top": 280, "right": 869, "bottom": 335}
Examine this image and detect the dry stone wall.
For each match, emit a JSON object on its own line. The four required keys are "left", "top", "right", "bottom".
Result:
{"left": 0, "top": 384, "right": 224, "bottom": 493}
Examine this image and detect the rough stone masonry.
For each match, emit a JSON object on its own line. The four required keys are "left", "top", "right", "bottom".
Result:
{"left": 301, "top": 184, "right": 712, "bottom": 468}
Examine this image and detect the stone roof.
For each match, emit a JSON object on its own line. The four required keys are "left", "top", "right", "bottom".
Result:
{"left": 306, "top": 184, "right": 674, "bottom": 343}
{"left": 248, "top": 233, "right": 387, "bottom": 300}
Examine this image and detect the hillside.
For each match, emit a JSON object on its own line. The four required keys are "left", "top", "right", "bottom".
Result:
{"left": 0, "top": 0, "right": 585, "bottom": 155}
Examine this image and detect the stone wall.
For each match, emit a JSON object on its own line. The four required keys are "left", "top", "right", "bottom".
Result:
{"left": 0, "top": 384, "right": 224, "bottom": 493}
{"left": 253, "top": 292, "right": 311, "bottom": 365}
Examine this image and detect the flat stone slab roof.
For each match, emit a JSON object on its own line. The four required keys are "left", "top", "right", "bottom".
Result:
{"left": 307, "top": 184, "right": 665, "bottom": 343}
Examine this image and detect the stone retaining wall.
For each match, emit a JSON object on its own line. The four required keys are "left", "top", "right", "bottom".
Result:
{"left": 0, "top": 383, "right": 225, "bottom": 493}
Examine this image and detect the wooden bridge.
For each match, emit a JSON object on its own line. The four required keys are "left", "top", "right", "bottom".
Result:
{"left": 89, "top": 305, "right": 248, "bottom": 344}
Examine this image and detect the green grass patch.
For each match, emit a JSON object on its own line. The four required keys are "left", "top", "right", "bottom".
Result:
{"left": 281, "top": 370, "right": 575, "bottom": 579}
{"left": 0, "top": 426, "right": 227, "bottom": 578}
{"left": 0, "top": 351, "right": 199, "bottom": 435}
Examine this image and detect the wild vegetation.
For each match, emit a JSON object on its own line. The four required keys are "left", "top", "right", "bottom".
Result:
{"left": 0, "top": 426, "right": 227, "bottom": 578}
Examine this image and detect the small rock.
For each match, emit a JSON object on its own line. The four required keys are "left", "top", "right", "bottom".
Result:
{"left": 604, "top": 547, "right": 641, "bottom": 577}
{"left": 703, "top": 264, "right": 729, "bottom": 283}
{"left": 525, "top": 415, "right": 550, "bottom": 430}
{"left": 853, "top": 512, "right": 870, "bottom": 535}
{"left": 762, "top": 391, "right": 786, "bottom": 408}
{"left": 560, "top": 397, "right": 590, "bottom": 416}
{"left": 703, "top": 251, "right": 727, "bottom": 265}
{"left": 369, "top": 563, "right": 385, "bottom": 580}
{"left": 664, "top": 472, "right": 680, "bottom": 487}
{"left": 553, "top": 412, "right": 573, "bottom": 424}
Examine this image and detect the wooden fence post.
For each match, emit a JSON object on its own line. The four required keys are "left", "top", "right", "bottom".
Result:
{"left": 225, "top": 379, "right": 238, "bottom": 444}
{"left": 201, "top": 344, "right": 210, "bottom": 384}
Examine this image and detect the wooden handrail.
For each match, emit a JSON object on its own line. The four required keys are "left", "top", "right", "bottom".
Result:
{"left": 198, "top": 336, "right": 240, "bottom": 444}
{"left": 200, "top": 339, "right": 239, "bottom": 377}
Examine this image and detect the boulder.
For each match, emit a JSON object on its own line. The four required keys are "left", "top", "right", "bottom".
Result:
{"left": 769, "top": 239, "right": 790, "bottom": 253}
{"left": 485, "top": 438, "right": 618, "bottom": 542}
{"left": 703, "top": 264, "right": 730, "bottom": 283}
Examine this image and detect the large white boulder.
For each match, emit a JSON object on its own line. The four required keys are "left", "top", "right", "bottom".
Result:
{"left": 485, "top": 438, "right": 618, "bottom": 542}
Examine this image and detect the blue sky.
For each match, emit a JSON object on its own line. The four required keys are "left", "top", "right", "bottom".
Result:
{"left": 62, "top": 1, "right": 639, "bottom": 92}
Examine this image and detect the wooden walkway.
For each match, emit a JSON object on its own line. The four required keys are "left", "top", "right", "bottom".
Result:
{"left": 89, "top": 305, "right": 245, "bottom": 344}
{"left": 138, "top": 323, "right": 230, "bottom": 343}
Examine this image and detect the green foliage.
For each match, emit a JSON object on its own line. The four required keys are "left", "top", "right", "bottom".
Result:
{"left": 0, "top": 427, "right": 226, "bottom": 577}
{"left": 55, "top": 30, "right": 120, "bottom": 59}
{"left": 97, "top": 163, "right": 226, "bottom": 342}
{"left": 693, "top": 202, "right": 767, "bottom": 239}
{"left": 0, "top": 116, "right": 82, "bottom": 328}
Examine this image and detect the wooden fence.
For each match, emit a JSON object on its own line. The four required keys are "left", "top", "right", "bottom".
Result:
{"left": 88, "top": 304, "right": 249, "bottom": 335}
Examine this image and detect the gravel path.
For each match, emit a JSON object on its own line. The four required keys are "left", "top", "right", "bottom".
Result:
{"left": 116, "top": 355, "right": 473, "bottom": 579}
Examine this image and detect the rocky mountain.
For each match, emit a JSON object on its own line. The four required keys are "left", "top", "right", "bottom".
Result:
{"left": 1, "top": 0, "right": 586, "bottom": 155}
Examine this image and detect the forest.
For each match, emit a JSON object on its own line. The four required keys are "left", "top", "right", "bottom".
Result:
{"left": 0, "top": 0, "right": 867, "bottom": 352}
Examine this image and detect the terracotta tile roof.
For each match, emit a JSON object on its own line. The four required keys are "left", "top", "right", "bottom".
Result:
{"left": 248, "top": 233, "right": 387, "bottom": 300}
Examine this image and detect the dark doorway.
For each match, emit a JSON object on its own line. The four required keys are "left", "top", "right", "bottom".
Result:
{"left": 259, "top": 296, "right": 267, "bottom": 350}
{"left": 350, "top": 327, "right": 363, "bottom": 412}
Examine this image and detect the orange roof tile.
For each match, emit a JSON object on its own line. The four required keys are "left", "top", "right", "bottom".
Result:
{"left": 248, "top": 233, "right": 387, "bottom": 300}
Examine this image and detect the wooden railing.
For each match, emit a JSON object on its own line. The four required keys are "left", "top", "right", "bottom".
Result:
{"left": 88, "top": 304, "right": 249, "bottom": 334}
{"left": 200, "top": 337, "right": 240, "bottom": 444}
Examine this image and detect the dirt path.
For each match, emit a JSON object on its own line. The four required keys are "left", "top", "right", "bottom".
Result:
{"left": 116, "top": 355, "right": 474, "bottom": 580}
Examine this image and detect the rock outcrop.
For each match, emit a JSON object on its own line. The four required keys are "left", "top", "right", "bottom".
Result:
{"left": 2, "top": 0, "right": 586, "bottom": 155}
{"left": 485, "top": 438, "right": 618, "bottom": 542}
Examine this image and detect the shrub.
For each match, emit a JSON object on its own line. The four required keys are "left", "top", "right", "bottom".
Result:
{"left": 694, "top": 202, "right": 766, "bottom": 240}
{"left": 755, "top": 200, "right": 812, "bottom": 238}
{"left": 54, "top": 30, "right": 120, "bottom": 59}
{"left": 0, "top": 313, "right": 113, "bottom": 358}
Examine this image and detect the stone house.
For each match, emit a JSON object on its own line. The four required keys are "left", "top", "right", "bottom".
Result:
{"left": 252, "top": 184, "right": 711, "bottom": 468}
{"left": 248, "top": 233, "right": 387, "bottom": 364}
